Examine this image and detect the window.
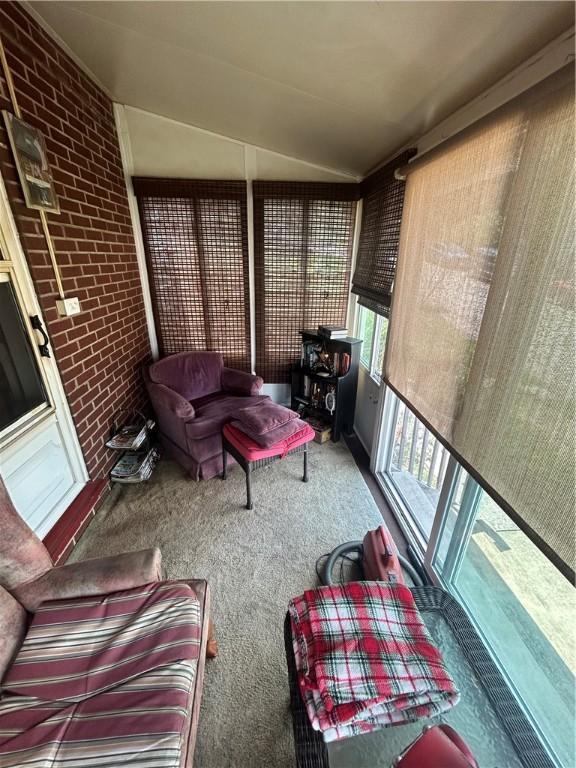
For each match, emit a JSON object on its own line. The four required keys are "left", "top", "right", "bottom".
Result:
{"left": 0, "top": 274, "right": 47, "bottom": 432}
{"left": 253, "top": 182, "right": 359, "bottom": 383}
{"left": 356, "top": 305, "right": 375, "bottom": 368}
{"left": 355, "top": 304, "right": 388, "bottom": 383}
{"left": 133, "top": 178, "right": 251, "bottom": 371}
{"left": 433, "top": 472, "right": 575, "bottom": 768}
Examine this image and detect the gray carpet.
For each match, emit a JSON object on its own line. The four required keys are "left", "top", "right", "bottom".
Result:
{"left": 71, "top": 440, "right": 383, "bottom": 768}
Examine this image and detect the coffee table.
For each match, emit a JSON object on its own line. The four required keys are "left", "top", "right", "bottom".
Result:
{"left": 284, "top": 586, "right": 552, "bottom": 768}
{"left": 221, "top": 422, "right": 315, "bottom": 510}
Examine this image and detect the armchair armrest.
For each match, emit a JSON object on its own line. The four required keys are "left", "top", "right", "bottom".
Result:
{"left": 148, "top": 382, "right": 195, "bottom": 420}
{"left": 13, "top": 548, "right": 163, "bottom": 612}
{"left": 222, "top": 367, "right": 263, "bottom": 396}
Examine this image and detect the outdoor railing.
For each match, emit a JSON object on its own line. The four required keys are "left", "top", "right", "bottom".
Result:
{"left": 390, "top": 397, "right": 448, "bottom": 492}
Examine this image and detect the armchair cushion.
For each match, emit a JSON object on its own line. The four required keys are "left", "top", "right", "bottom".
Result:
{"left": 149, "top": 352, "right": 223, "bottom": 401}
{"left": 222, "top": 367, "right": 263, "bottom": 396}
{"left": 0, "top": 585, "right": 27, "bottom": 682}
{"left": 13, "top": 548, "right": 162, "bottom": 612}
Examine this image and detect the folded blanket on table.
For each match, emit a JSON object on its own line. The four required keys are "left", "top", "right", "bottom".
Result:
{"left": 289, "top": 581, "right": 459, "bottom": 742}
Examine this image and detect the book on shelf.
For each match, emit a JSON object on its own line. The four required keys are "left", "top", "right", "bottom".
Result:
{"left": 318, "top": 324, "right": 348, "bottom": 339}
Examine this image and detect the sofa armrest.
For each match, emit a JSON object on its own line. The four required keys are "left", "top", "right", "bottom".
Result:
{"left": 222, "top": 367, "right": 263, "bottom": 396}
{"left": 148, "top": 382, "right": 195, "bottom": 420}
{"left": 13, "top": 548, "right": 163, "bottom": 612}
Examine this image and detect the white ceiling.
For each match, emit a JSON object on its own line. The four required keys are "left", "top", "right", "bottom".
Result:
{"left": 30, "top": 1, "right": 574, "bottom": 176}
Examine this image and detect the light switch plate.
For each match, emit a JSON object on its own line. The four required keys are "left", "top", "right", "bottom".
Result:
{"left": 56, "top": 296, "right": 81, "bottom": 317}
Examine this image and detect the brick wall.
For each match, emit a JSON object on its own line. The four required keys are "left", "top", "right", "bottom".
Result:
{"left": 0, "top": 3, "right": 151, "bottom": 478}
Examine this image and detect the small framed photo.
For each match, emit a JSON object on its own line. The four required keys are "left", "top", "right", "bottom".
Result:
{"left": 3, "top": 111, "right": 59, "bottom": 213}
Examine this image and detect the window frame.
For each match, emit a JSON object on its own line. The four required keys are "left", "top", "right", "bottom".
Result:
{"left": 354, "top": 302, "right": 387, "bottom": 385}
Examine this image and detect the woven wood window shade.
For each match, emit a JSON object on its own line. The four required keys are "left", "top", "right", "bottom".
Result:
{"left": 253, "top": 182, "right": 360, "bottom": 383}
{"left": 385, "top": 65, "right": 575, "bottom": 579}
{"left": 352, "top": 149, "right": 416, "bottom": 318}
{"left": 133, "top": 179, "right": 251, "bottom": 371}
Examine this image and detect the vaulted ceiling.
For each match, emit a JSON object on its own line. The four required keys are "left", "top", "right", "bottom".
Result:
{"left": 30, "top": 1, "right": 574, "bottom": 175}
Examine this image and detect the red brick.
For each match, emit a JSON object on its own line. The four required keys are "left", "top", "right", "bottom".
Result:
{"left": 0, "top": 0, "right": 151, "bottom": 485}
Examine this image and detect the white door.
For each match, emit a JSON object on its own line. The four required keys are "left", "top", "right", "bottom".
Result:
{"left": 0, "top": 174, "right": 87, "bottom": 538}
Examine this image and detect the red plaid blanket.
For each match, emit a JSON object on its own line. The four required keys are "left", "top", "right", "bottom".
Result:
{"left": 289, "top": 581, "right": 459, "bottom": 742}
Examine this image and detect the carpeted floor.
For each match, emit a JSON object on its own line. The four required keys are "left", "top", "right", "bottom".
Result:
{"left": 71, "top": 440, "right": 384, "bottom": 768}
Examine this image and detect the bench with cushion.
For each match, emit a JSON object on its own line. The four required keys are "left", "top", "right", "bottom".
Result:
{"left": 0, "top": 479, "right": 213, "bottom": 767}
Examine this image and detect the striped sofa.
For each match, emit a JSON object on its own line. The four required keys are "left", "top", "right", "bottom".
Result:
{"left": 0, "top": 479, "right": 212, "bottom": 768}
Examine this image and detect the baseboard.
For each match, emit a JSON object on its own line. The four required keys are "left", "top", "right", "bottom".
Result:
{"left": 352, "top": 427, "right": 372, "bottom": 458}
{"left": 43, "top": 478, "right": 110, "bottom": 564}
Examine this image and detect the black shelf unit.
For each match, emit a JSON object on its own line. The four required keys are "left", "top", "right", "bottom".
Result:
{"left": 291, "top": 330, "right": 362, "bottom": 442}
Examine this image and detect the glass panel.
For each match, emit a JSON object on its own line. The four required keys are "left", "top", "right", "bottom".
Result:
{"left": 435, "top": 479, "right": 576, "bottom": 767}
{"left": 372, "top": 316, "right": 389, "bottom": 383}
{"left": 356, "top": 305, "right": 375, "bottom": 368}
{"left": 387, "top": 393, "right": 448, "bottom": 540}
{"left": 0, "top": 277, "right": 48, "bottom": 432}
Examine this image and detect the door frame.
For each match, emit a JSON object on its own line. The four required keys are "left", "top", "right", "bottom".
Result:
{"left": 0, "top": 170, "right": 88, "bottom": 487}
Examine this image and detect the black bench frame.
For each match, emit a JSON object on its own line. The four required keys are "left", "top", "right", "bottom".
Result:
{"left": 221, "top": 432, "right": 309, "bottom": 510}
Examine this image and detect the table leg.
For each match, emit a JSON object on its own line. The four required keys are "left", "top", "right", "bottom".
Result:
{"left": 221, "top": 443, "right": 227, "bottom": 480}
{"left": 206, "top": 618, "right": 218, "bottom": 659}
{"left": 246, "top": 462, "right": 253, "bottom": 510}
{"left": 303, "top": 445, "right": 309, "bottom": 482}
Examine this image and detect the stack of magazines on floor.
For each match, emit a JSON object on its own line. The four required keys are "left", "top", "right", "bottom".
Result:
{"left": 106, "top": 422, "right": 151, "bottom": 451}
{"left": 110, "top": 446, "right": 160, "bottom": 484}
{"left": 107, "top": 418, "right": 160, "bottom": 484}
{"left": 288, "top": 580, "right": 460, "bottom": 742}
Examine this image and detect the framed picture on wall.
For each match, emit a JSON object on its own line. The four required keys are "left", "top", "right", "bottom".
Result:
{"left": 2, "top": 111, "right": 59, "bottom": 213}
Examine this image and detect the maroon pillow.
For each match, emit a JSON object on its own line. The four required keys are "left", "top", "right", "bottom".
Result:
{"left": 235, "top": 402, "right": 298, "bottom": 435}
{"left": 231, "top": 416, "right": 307, "bottom": 448}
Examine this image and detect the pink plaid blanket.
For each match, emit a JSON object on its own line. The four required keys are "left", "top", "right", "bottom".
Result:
{"left": 289, "top": 581, "right": 459, "bottom": 742}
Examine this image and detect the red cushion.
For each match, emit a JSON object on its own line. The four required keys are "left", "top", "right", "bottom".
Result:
{"left": 223, "top": 422, "right": 314, "bottom": 461}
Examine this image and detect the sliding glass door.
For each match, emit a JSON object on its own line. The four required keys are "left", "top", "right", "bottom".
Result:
{"left": 433, "top": 471, "right": 575, "bottom": 768}
{"left": 373, "top": 389, "right": 575, "bottom": 767}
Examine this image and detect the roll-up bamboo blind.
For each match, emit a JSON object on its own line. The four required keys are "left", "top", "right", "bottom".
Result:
{"left": 352, "top": 150, "right": 416, "bottom": 317}
{"left": 253, "top": 182, "right": 359, "bottom": 383}
{"left": 385, "top": 66, "right": 575, "bottom": 578}
{"left": 133, "top": 178, "right": 251, "bottom": 371}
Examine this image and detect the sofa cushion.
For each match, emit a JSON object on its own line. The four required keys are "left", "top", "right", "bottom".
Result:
{"left": 0, "top": 580, "right": 210, "bottom": 768}
{"left": 149, "top": 352, "right": 224, "bottom": 401}
{"left": 3, "top": 582, "right": 200, "bottom": 702}
{"left": 224, "top": 421, "right": 315, "bottom": 458}
{"left": 0, "top": 659, "right": 198, "bottom": 768}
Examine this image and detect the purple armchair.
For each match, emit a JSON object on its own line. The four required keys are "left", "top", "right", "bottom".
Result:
{"left": 144, "top": 351, "right": 267, "bottom": 480}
